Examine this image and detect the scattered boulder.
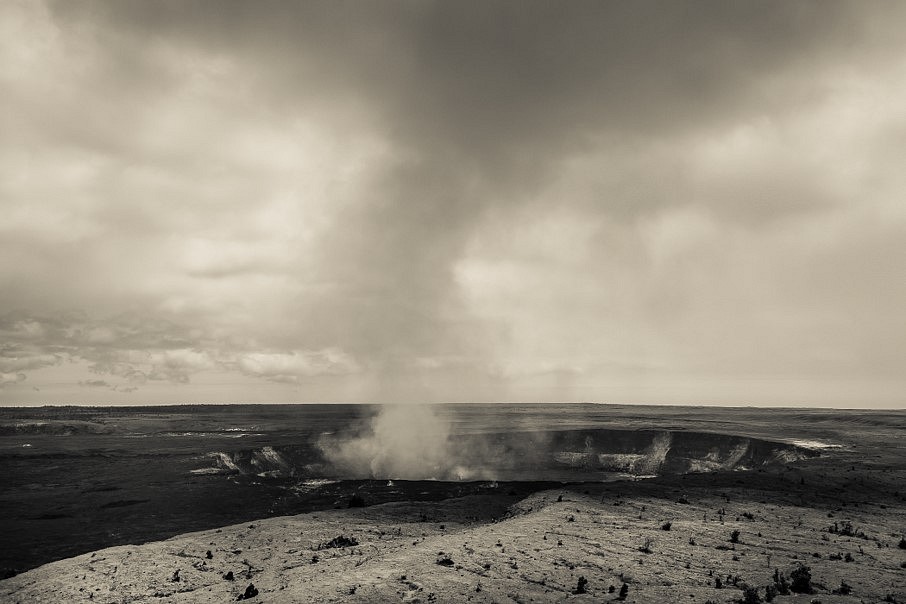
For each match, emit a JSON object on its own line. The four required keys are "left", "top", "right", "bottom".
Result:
{"left": 237, "top": 583, "right": 258, "bottom": 600}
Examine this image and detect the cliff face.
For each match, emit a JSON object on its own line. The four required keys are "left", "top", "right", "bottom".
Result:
{"left": 200, "top": 429, "right": 814, "bottom": 481}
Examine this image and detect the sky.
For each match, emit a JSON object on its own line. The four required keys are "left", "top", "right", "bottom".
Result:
{"left": 1, "top": 1, "right": 905, "bottom": 408}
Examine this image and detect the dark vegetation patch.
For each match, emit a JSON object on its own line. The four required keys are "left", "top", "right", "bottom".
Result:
{"left": 317, "top": 535, "right": 358, "bottom": 550}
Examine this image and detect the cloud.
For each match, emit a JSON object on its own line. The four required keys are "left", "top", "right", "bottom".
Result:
{"left": 238, "top": 349, "right": 360, "bottom": 383}
{"left": 0, "top": 310, "right": 361, "bottom": 392}
{"left": 0, "top": 350, "right": 62, "bottom": 373}
{"left": 1, "top": 1, "right": 905, "bottom": 405}
{"left": 78, "top": 379, "right": 110, "bottom": 388}
{"left": 88, "top": 348, "right": 216, "bottom": 385}
{"left": 0, "top": 372, "right": 26, "bottom": 387}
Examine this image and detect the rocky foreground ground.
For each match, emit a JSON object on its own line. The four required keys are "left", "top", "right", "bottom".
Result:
{"left": 2, "top": 450, "right": 905, "bottom": 604}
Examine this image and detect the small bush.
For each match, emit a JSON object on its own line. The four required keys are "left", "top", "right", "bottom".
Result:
{"left": 771, "top": 569, "right": 789, "bottom": 595}
{"left": 318, "top": 535, "right": 358, "bottom": 550}
{"left": 619, "top": 583, "right": 629, "bottom": 600}
{"left": 898, "top": 537, "right": 906, "bottom": 549}
{"left": 764, "top": 584, "right": 777, "bottom": 602}
{"left": 730, "top": 530, "right": 740, "bottom": 544}
{"left": 740, "top": 585, "right": 762, "bottom": 604}
{"left": 574, "top": 576, "right": 588, "bottom": 594}
{"left": 789, "top": 564, "right": 813, "bottom": 594}
{"left": 830, "top": 520, "right": 867, "bottom": 538}
{"left": 662, "top": 521, "right": 672, "bottom": 531}
{"left": 833, "top": 580, "right": 852, "bottom": 595}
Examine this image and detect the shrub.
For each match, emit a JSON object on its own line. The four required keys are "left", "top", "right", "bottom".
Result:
{"left": 898, "top": 537, "right": 906, "bottom": 549}
{"left": 740, "top": 585, "right": 762, "bottom": 604}
{"left": 730, "top": 530, "right": 740, "bottom": 544}
{"left": 771, "top": 569, "right": 789, "bottom": 595}
{"left": 833, "top": 580, "right": 852, "bottom": 595}
{"left": 662, "top": 521, "right": 672, "bottom": 531}
{"left": 830, "top": 520, "right": 867, "bottom": 538}
{"left": 318, "top": 535, "right": 358, "bottom": 550}
{"left": 764, "top": 584, "right": 777, "bottom": 602}
{"left": 618, "top": 583, "right": 629, "bottom": 600}
{"left": 789, "top": 564, "right": 813, "bottom": 594}
{"left": 574, "top": 576, "right": 588, "bottom": 594}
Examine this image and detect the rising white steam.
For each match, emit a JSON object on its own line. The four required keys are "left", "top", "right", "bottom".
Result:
{"left": 319, "top": 404, "right": 477, "bottom": 480}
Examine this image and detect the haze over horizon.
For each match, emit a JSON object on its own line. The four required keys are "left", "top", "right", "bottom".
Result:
{"left": 2, "top": 1, "right": 905, "bottom": 408}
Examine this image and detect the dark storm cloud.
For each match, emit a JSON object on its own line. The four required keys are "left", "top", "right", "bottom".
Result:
{"left": 48, "top": 1, "right": 880, "bottom": 165}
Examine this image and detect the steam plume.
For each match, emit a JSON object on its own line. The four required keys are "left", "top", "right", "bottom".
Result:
{"left": 319, "top": 405, "right": 479, "bottom": 480}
